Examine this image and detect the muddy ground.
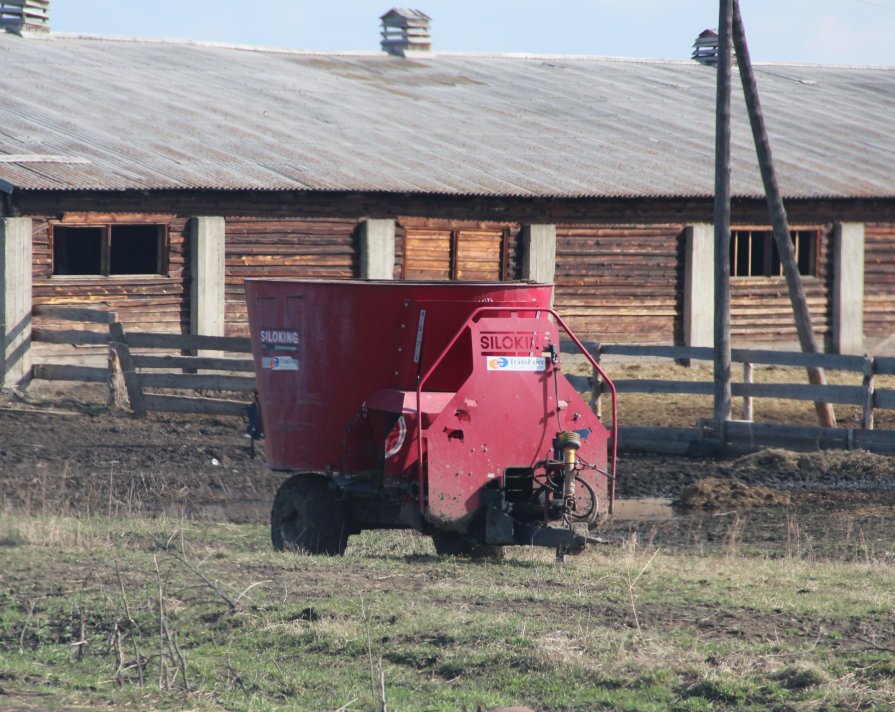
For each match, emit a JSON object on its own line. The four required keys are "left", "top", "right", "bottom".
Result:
{"left": 2, "top": 375, "right": 895, "bottom": 557}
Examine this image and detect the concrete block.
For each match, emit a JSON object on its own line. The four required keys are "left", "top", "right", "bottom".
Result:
{"left": 360, "top": 219, "right": 396, "bottom": 280}
{"left": 189, "top": 216, "right": 226, "bottom": 337}
{"left": 833, "top": 222, "right": 865, "bottom": 355}
{"left": 1, "top": 217, "right": 32, "bottom": 387}
{"left": 521, "top": 224, "right": 556, "bottom": 283}
{"left": 684, "top": 224, "right": 714, "bottom": 349}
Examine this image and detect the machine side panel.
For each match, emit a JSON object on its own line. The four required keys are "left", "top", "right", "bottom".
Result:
{"left": 246, "top": 280, "right": 554, "bottom": 473}
{"left": 424, "top": 315, "right": 610, "bottom": 529}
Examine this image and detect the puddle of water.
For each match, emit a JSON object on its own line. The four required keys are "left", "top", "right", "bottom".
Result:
{"left": 611, "top": 497, "right": 676, "bottom": 521}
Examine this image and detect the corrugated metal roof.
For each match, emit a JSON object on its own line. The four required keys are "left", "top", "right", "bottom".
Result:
{"left": 1, "top": 33, "right": 894, "bottom": 199}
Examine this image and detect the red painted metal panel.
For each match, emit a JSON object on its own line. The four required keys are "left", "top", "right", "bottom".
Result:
{"left": 424, "top": 314, "right": 610, "bottom": 529}
{"left": 245, "top": 279, "right": 552, "bottom": 472}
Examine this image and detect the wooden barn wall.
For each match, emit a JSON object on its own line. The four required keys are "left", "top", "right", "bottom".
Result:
{"left": 729, "top": 225, "right": 832, "bottom": 346}
{"left": 13, "top": 192, "right": 895, "bottom": 347}
{"left": 864, "top": 224, "right": 895, "bottom": 341}
{"left": 225, "top": 217, "right": 359, "bottom": 336}
{"left": 554, "top": 225, "right": 685, "bottom": 344}
{"left": 31, "top": 213, "right": 188, "bottom": 334}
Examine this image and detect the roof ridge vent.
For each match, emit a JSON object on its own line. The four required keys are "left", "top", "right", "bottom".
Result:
{"left": 380, "top": 8, "right": 432, "bottom": 58}
{"left": 692, "top": 28, "right": 718, "bottom": 65}
{"left": 1, "top": 0, "right": 49, "bottom": 36}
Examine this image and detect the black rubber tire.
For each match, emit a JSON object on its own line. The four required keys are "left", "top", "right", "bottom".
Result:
{"left": 271, "top": 474, "right": 350, "bottom": 555}
{"left": 431, "top": 531, "right": 505, "bottom": 560}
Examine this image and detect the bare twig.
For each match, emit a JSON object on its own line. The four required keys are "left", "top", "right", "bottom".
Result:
{"left": 360, "top": 596, "right": 377, "bottom": 704}
{"left": 624, "top": 549, "right": 660, "bottom": 632}
{"left": 19, "top": 600, "right": 35, "bottom": 653}
{"left": 113, "top": 622, "right": 125, "bottom": 686}
{"left": 227, "top": 659, "right": 249, "bottom": 696}
{"left": 235, "top": 580, "right": 272, "bottom": 605}
{"left": 115, "top": 562, "right": 145, "bottom": 686}
{"left": 169, "top": 551, "right": 237, "bottom": 610}
{"left": 154, "top": 555, "right": 170, "bottom": 690}
{"left": 162, "top": 618, "right": 189, "bottom": 691}
{"left": 377, "top": 657, "right": 388, "bottom": 712}
{"left": 73, "top": 604, "right": 87, "bottom": 661}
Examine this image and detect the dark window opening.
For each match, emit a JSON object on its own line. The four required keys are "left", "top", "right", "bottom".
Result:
{"left": 52, "top": 224, "right": 165, "bottom": 276}
{"left": 730, "top": 229, "right": 818, "bottom": 278}
{"left": 110, "top": 225, "right": 162, "bottom": 274}
{"left": 53, "top": 227, "right": 103, "bottom": 275}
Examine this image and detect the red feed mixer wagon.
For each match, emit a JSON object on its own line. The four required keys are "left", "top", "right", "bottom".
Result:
{"left": 245, "top": 279, "right": 617, "bottom": 556}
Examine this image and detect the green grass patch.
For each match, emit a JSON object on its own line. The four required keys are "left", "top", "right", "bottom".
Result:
{"left": 0, "top": 515, "right": 893, "bottom": 710}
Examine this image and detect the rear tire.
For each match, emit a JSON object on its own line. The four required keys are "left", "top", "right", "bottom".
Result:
{"left": 271, "top": 474, "right": 350, "bottom": 555}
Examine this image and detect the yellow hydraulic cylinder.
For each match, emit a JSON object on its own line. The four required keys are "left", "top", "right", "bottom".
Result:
{"left": 556, "top": 431, "right": 581, "bottom": 503}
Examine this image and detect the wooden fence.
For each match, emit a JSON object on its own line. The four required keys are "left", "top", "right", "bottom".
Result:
{"left": 31, "top": 306, "right": 254, "bottom": 416}
{"left": 561, "top": 341, "right": 895, "bottom": 455}
{"left": 27, "top": 310, "right": 895, "bottom": 453}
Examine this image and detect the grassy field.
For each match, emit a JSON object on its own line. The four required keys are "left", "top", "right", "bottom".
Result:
{"left": 2, "top": 514, "right": 894, "bottom": 711}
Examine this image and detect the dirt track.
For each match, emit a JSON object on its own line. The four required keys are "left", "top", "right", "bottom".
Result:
{"left": 3, "top": 378, "right": 895, "bottom": 558}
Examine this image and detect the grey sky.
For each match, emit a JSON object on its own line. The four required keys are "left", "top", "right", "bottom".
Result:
{"left": 51, "top": 1, "right": 895, "bottom": 66}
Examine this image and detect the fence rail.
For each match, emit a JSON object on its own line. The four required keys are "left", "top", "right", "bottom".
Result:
{"left": 31, "top": 306, "right": 254, "bottom": 416}
{"left": 561, "top": 340, "right": 895, "bottom": 433}
{"left": 28, "top": 312, "right": 895, "bottom": 454}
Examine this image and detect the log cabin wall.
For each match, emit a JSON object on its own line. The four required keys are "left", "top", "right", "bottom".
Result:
{"left": 864, "top": 223, "right": 895, "bottom": 343}
{"left": 224, "top": 217, "right": 360, "bottom": 337}
{"left": 13, "top": 191, "right": 895, "bottom": 349}
{"left": 729, "top": 225, "right": 832, "bottom": 347}
{"left": 31, "top": 213, "right": 188, "bottom": 334}
{"left": 554, "top": 225, "right": 685, "bottom": 344}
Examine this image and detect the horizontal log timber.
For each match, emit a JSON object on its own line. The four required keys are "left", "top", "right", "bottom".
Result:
{"left": 132, "top": 354, "right": 255, "bottom": 372}
{"left": 126, "top": 332, "right": 251, "bottom": 352}
{"left": 608, "top": 379, "right": 864, "bottom": 405}
{"left": 599, "top": 343, "right": 709, "bottom": 360}
{"left": 233, "top": 248, "right": 354, "bottom": 260}
{"left": 32, "top": 305, "right": 118, "bottom": 324}
{"left": 874, "top": 357, "right": 895, "bottom": 375}
{"left": 226, "top": 229, "right": 357, "bottom": 239}
{"left": 60, "top": 212, "right": 177, "bottom": 223}
{"left": 596, "top": 343, "right": 866, "bottom": 370}
{"left": 612, "top": 379, "right": 713, "bottom": 395}
{"left": 732, "top": 348, "right": 863, "bottom": 371}
{"left": 33, "top": 328, "right": 109, "bottom": 345}
{"left": 138, "top": 373, "right": 255, "bottom": 392}
{"left": 557, "top": 282, "right": 681, "bottom": 290}
{"left": 141, "top": 394, "right": 250, "bottom": 416}
{"left": 558, "top": 308, "right": 678, "bottom": 317}
{"left": 32, "top": 364, "right": 109, "bottom": 383}
{"left": 733, "top": 383, "right": 863, "bottom": 405}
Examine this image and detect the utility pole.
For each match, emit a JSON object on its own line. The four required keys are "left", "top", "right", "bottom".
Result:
{"left": 731, "top": 0, "right": 836, "bottom": 428}
{"left": 713, "top": 0, "right": 733, "bottom": 432}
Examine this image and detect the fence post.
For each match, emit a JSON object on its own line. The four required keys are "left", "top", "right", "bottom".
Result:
{"left": 108, "top": 320, "right": 147, "bottom": 417}
{"left": 862, "top": 356, "right": 875, "bottom": 431}
{"left": 742, "top": 362, "right": 754, "bottom": 422}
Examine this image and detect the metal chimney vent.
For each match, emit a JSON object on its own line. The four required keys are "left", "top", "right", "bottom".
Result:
{"left": 1, "top": 0, "right": 50, "bottom": 36}
{"left": 692, "top": 28, "right": 719, "bottom": 65}
{"left": 380, "top": 8, "right": 432, "bottom": 57}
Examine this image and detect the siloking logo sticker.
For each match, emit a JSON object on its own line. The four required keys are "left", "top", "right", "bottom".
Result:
{"left": 486, "top": 356, "right": 546, "bottom": 372}
{"left": 260, "top": 329, "right": 299, "bottom": 352}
